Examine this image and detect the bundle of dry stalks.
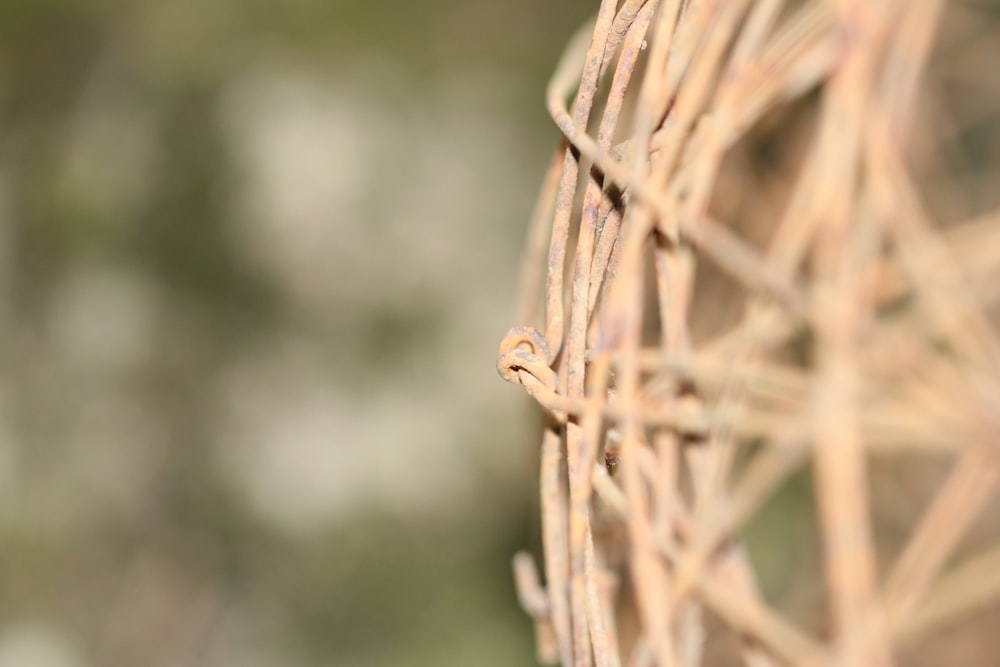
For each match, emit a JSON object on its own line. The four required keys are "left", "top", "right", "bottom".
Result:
{"left": 497, "top": 1, "right": 1000, "bottom": 665}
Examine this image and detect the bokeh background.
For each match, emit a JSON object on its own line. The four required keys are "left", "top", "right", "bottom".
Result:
{"left": 4, "top": 1, "right": 1000, "bottom": 666}
{"left": 0, "top": 1, "right": 592, "bottom": 665}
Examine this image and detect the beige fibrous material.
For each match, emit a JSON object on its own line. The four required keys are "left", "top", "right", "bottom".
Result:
{"left": 497, "top": 1, "right": 1000, "bottom": 666}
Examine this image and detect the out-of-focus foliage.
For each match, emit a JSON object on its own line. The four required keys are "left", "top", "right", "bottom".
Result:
{"left": 0, "top": 1, "right": 591, "bottom": 666}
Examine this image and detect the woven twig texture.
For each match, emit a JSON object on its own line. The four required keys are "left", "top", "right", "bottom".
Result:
{"left": 497, "top": 1, "right": 1000, "bottom": 666}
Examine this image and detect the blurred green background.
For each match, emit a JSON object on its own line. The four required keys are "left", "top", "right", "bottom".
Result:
{"left": 0, "top": 1, "right": 595, "bottom": 665}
